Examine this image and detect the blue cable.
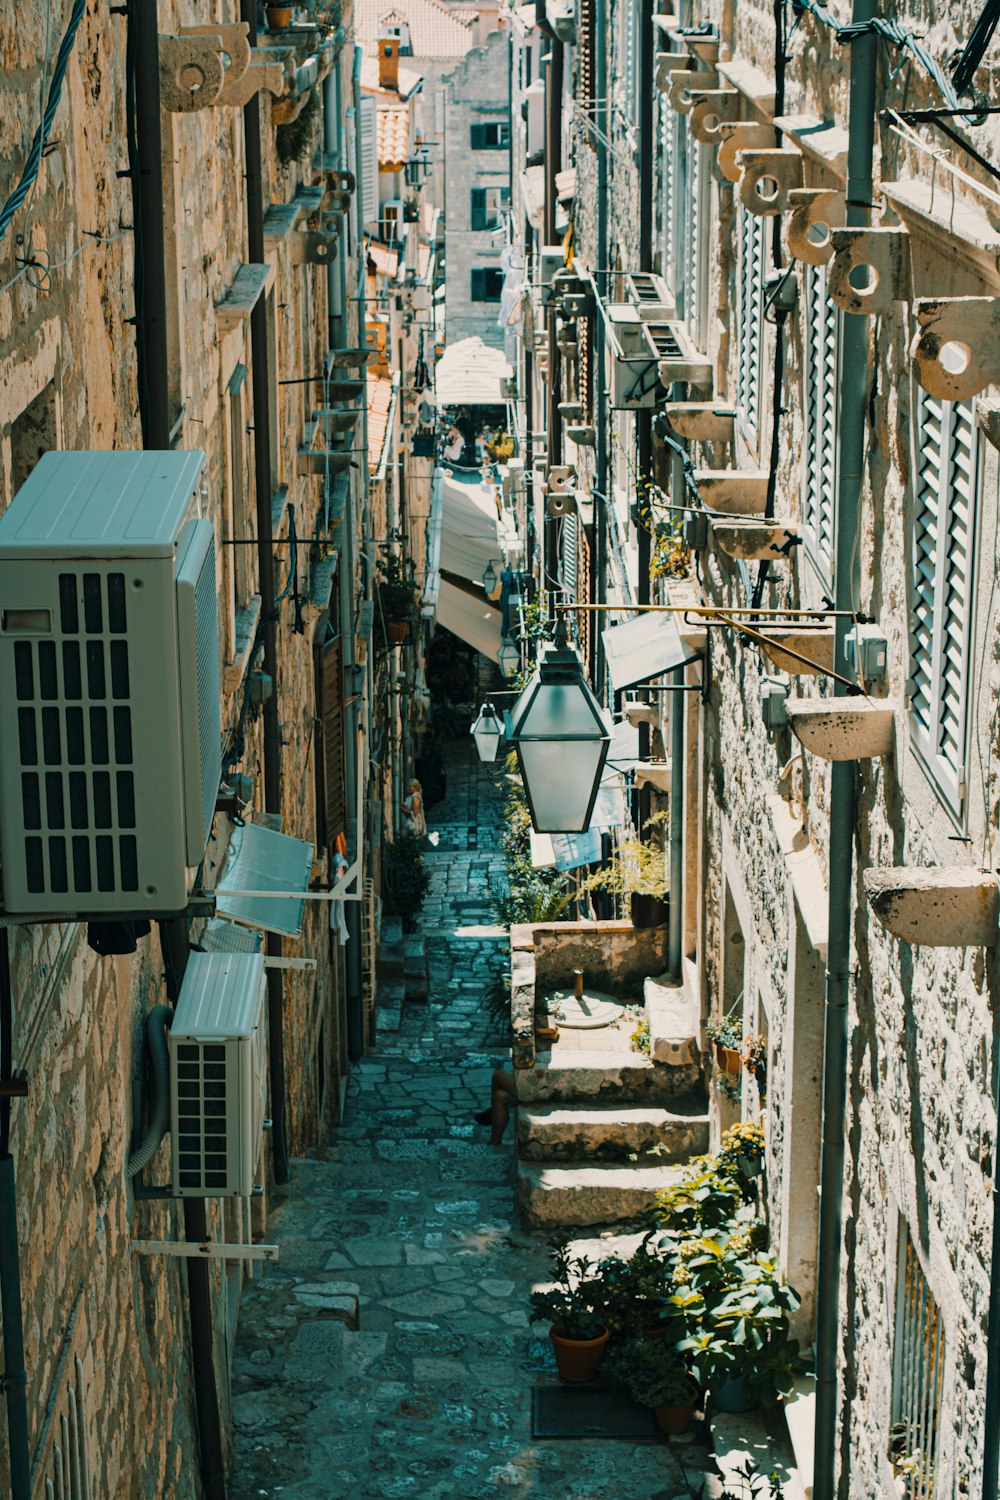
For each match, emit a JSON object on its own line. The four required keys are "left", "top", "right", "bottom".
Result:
{"left": 790, "top": 0, "right": 961, "bottom": 107}
{"left": 0, "top": 0, "right": 87, "bottom": 245}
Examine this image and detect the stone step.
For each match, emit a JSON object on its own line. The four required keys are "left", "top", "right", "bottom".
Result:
{"left": 376, "top": 942, "right": 405, "bottom": 981}
{"left": 403, "top": 934, "right": 429, "bottom": 1002}
{"left": 516, "top": 1103, "right": 709, "bottom": 1163}
{"left": 517, "top": 1161, "right": 688, "bottom": 1228}
{"left": 643, "top": 972, "right": 699, "bottom": 1067}
{"left": 380, "top": 915, "right": 404, "bottom": 946}
{"left": 375, "top": 977, "right": 405, "bottom": 1033}
{"left": 514, "top": 1048, "right": 702, "bottom": 1107}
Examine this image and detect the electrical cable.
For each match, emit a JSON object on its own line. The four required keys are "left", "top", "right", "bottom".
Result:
{"left": 952, "top": 0, "right": 1000, "bottom": 94}
{"left": 790, "top": 0, "right": 961, "bottom": 107}
{"left": 0, "top": 0, "right": 87, "bottom": 245}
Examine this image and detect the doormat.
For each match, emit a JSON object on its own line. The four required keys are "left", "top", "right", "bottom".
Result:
{"left": 531, "top": 1385, "right": 659, "bottom": 1440}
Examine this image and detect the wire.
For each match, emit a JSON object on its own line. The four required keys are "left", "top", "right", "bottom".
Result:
{"left": 789, "top": 0, "right": 962, "bottom": 107}
{"left": 0, "top": 0, "right": 87, "bottom": 245}
{"left": 952, "top": 0, "right": 1000, "bottom": 94}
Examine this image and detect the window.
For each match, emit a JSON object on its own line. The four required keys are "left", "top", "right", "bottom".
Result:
{"left": 891, "top": 1222, "right": 945, "bottom": 1498}
{"left": 660, "top": 106, "right": 676, "bottom": 296}
{"left": 682, "top": 139, "right": 708, "bottom": 347}
{"left": 470, "top": 121, "right": 510, "bottom": 150}
{"left": 801, "top": 263, "right": 840, "bottom": 587}
{"left": 383, "top": 22, "right": 412, "bottom": 54}
{"left": 909, "top": 390, "right": 978, "bottom": 812}
{"left": 470, "top": 267, "right": 504, "bottom": 302}
{"left": 470, "top": 185, "right": 510, "bottom": 231}
{"left": 623, "top": 0, "right": 641, "bottom": 126}
{"left": 736, "top": 201, "right": 766, "bottom": 445}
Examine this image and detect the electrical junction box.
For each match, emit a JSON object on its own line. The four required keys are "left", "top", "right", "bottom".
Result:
{"left": 0, "top": 450, "right": 220, "bottom": 915}
{"left": 169, "top": 952, "right": 268, "bottom": 1198}
{"left": 683, "top": 512, "right": 708, "bottom": 549}
{"left": 760, "top": 676, "right": 789, "bottom": 732}
{"left": 845, "top": 623, "right": 888, "bottom": 685}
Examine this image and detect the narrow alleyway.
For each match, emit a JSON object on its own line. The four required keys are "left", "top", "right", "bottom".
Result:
{"left": 230, "top": 740, "right": 711, "bottom": 1500}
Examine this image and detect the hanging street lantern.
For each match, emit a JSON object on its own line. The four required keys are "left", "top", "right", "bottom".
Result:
{"left": 497, "top": 635, "right": 521, "bottom": 678}
{"left": 504, "top": 620, "right": 612, "bottom": 833}
{"left": 470, "top": 701, "right": 504, "bottom": 763}
{"left": 482, "top": 559, "right": 499, "bottom": 594}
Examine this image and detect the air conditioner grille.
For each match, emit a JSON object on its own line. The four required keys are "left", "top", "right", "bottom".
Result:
{"left": 175, "top": 1040, "right": 231, "bottom": 1192}
{"left": 630, "top": 273, "right": 661, "bottom": 302}
{"left": 646, "top": 324, "right": 683, "bottom": 358}
{"left": 16, "top": 570, "right": 138, "bottom": 897}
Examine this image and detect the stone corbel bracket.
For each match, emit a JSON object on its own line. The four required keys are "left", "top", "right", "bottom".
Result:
{"left": 656, "top": 51, "right": 691, "bottom": 91}
{"left": 785, "top": 697, "right": 896, "bottom": 760}
{"left": 161, "top": 24, "right": 285, "bottom": 112}
{"left": 634, "top": 762, "right": 672, "bottom": 792}
{"left": 786, "top": 189, "right": 845, "bottom": 265}
{"left": 290, "top": 233, "right": 339, "bottom": 266}
{"left": 694, "top": 469, "right": 769, "bottom": 514}
{"left": 717, "top": 122, "right": 773, "bottom": 183}
{"left": 911, "top": 297, "right": 1000, "bottom": 402}
{"left": 828, "top": 226, "right": 911, "bottom": 315}
{"left": 688, "top": 89, "right": 741, "bottom": 146}
{"left": 661, "top": 402, "right": 735, "bottom": 442}
{"left": 864, "top": 866, "right": 999, "bottom": 947}
{"left": 737, "top": 148, "right": 803, "bottom": 217}
{"left": 711, "top": 517, "right": 800, "bottom": 560}
{"left": 668, "top": 68, "right": 717, "bottom": 114}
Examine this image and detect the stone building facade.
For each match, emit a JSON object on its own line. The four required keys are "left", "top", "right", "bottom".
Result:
{"left": 508, "top": 0, "right": 1000, "bottom": 1493}
{"left": 0, "top": 6, "right": 401, "bottom": 1496}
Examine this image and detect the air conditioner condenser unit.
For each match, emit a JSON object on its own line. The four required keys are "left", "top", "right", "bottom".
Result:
{"left": 0, "top": 450, "right": 221, "bottom": 915}
{"left": 170, "top": 952, "right": 268, "bottom": 1198}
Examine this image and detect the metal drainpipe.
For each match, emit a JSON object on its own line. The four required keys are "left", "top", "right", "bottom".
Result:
{"left": 0, "top": 930, "right": 29, "bottom": 1500}
{"left": 342, "top": 41, "right": 369, "bottom": 1061}
{"left": 636, "top": 0, "right": 655, "bottom": 850}
{"left": 543, "top": 41, "right": 563, "bottom": 617}
{"left": 592, "top": 0, "right": 609, "bottom": 697}
{"left": 812, "top": 3, "right": 877, "bottom": 1494}
{"left": 240, "top": 0, "right": 290, "bottom": 1188}
{"left": 323, "top": 54, "right": 344, "bottom": 347}
{"left": 985, "top": 998, "right": 1000, "bottom": 1496}
{"left": 133, "top": 5, "right": 229, "bottom": 1491}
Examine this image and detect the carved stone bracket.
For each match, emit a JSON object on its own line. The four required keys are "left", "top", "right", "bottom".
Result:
{"left": 655, "top": 51, "right": 691, "bottom": 91}
{"left": 786, "top": 189, "right": 845, "bottom": 265}
{"left": 911, "top": 297, "right": 1000, "bottom": 401}
{"left": 828, "top": 226, "right": 910, "bottom": 314}
{"left": 688, "top": 89, "right": 740, "bottom": 145}
{"left": 160, "top": 25, "right": 285, "bottom": 112}
{"left": 717, "top": 122, "right": 773, "bottom": 183}
{"left": 737, "top": 148, "right": 803, "bottom": 216}
{"left": 289, "top": 232, "right": 339, "bottom": 266}
{"left": 668, "top": 69, "right": 717, "bottom": 114}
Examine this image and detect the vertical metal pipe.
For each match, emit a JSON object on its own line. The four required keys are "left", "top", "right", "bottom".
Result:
{"left": 322, "top": 64, "right": 342, "bottom": 347}
{"left": 812, "top": 3, "right": 877, "bottom": 1495}
{"left": 983, "top": 998, "right": 1000, "bottom": 1496}
{"left": 132, "top": 0, "right": 170, "bottom": 449}
{"left": 667, "top": 670, "right": 684, "bottom": 978}
{"left": 638, "top": 0, "right": 654, "bottom": 270}
{"left": 0, "top": 1155, "right": 30, "bottom": 1500}
{"left": 592, "top": 0, "right": 609, "bottom": 698}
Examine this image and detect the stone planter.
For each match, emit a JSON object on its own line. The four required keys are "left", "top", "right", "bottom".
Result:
{"left": 550, "top": 1327, "right": 609, "bottom": 1383}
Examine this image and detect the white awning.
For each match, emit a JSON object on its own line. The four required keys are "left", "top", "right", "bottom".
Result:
{"left": 602, "top": 611, "right": 693, "bottom": 693}
{"left": 436, "top": 576, "right": 503, "bottom": 660}
{"left": 439, "top": 470, "right": 502, "bottom": 583}
{"left": 434, "top": 337, "right": 513, "bottom": 406}
{"left": 521, "top": 165, "right": 545, "bottom": 231}
{"left": 215, "top": 822, "right": 315, "bottom": 938}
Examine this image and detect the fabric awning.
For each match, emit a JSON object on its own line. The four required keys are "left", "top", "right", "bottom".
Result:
{"left": 521, "top": 165, "right": 545, "bottom": 230}
{"left": 434, "top": 337, "right": 513, "bottom": 406}
{"left": 602, "top": 610, "right": 694, "bottom": 693}
{"left": 215, "top": 822, "right": 315, "bottom": 938}
{"left": 436, "top": 574, "right": 503, "bottom": 660}
{"left": 439, "top": 469, "right": 502, "bottom": 583}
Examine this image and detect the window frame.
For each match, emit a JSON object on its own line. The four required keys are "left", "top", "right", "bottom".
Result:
{"left": 470, "top": 184, "right": 510, "bottom": 232}
{"left": 470, "top": 121, "right": 510, "bottom": 151}
{"left": 735, "top": 201, "right": 766, "bottom": 450}
{"left": 908, "top": 386, "right": 979, "bottom": 818}
{"left": 470, "top": 266, "right": 504, "bottom": 302}
{"left": 891, "top": 1219, "right": 946, "bottom": 1497}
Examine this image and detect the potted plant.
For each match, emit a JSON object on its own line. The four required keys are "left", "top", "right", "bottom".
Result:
{"left": 605, "top": 1339, "right": 701, "bottom": 1434}
{"left": 265, "top": 3, "right": 293, "bottom": 28}
{"left": 677, "top": 1253, "right": 803, "bottom": 1413}
{"left": 530, "top": 1243, "right": 610, "bottom": 1383}
{"left": 381, "top": 831, "right": 430, "bottom": 932}
{"left": 714, "top": 1120, "right": 765, "bottom": 1195}
{"left": 707, "top": 1006, "right": 743, "bottom": 1074}
{"left": 743, "top": 1034, "right": 768, "bottom": 1101}
{"left": 376, "top": 554, "right": 419, "bottom": 645}
{"left": 580, "top": 813, "right": 669, "bottom": 929}
{"left": 594, "top": 1241, "right": 673, "bottom": 1343}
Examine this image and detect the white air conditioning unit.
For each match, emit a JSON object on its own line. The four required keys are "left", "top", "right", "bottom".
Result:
{"left": 170, "top": 952, "right": 268, "bottom": 1198}
{"left": 623, "top": 271, "right": 676, "bottom": 320}
{"left": 604, "top": 306, "right": 711, "bottom": 408}
{"left": 0, "top": 450, "right": 221, "bottom": 915}
{"left": 538, "top": 245, "right": 565, "bottom": 303}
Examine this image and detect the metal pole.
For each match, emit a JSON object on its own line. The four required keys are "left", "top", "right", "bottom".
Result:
{"left": 0, "top": 929, "right": 29, "bottom": 1500}
{"left": 132, "top": 0, "right": 169, "bottom": 449}
{"left": 985, "top": 1001, "right": 1000, "bottom": 1498}
{"left": 241, "top": 0, "right": 290, "bottom": 1187}
{"left": 813, "top": 3, "right": 877, "bottom": 1495}
{"left": 592, "top": 0, "right": 609, "bottom": 696}
{"left": 667, "top": 668, "right": 684, "bottom": 979}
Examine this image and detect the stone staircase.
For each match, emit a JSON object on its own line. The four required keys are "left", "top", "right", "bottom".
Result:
{"left": 375, "top": 916, "right": 429, "bottom": 1032}
{"left": 515, "top": 972, "right": 709, "bottom": 1228}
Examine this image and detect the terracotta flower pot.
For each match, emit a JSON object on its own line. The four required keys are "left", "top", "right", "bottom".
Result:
{"left": 715, "top": 1043, "right": 742, "bottom": 1075}
{"left": 550, "top": 1326, "right": 609, "bottom": 1383}
{"left": 386, "top": 617, "right": 409, "bottom": 645}
{"left": 265, "top": 5, "right": 293, "bottom": 28}
{"left": 654, "top": 1396, "right": 697, "bottom": 1434}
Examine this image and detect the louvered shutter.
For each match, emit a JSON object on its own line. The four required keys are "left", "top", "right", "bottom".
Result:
{"left": 317, "top": 633, "right": 347, "bottom": 849}
{"left": 579, "top": 0, "right": 596, "bottom": 148}
{"left": 909, "top": 391, "right": 977, "bottom": 807}
{"left": 661, "top": 104, "right": 675, "bottom": 295}
{"left": 562, "top": 513, "right": 578, "bottom": 596}
{"left": 801, "top": 262, "right": 839, "bottom": 586}
{"left": 470, "top": 124, "right": 486, "bottom": 149}
{"left": 358, "top": 95, "right": 379, "bottom": 228}
{"left": 683, "top": 140, "right": 704, "bottom": 342}
{"left": 471, "top": 187, "right": 487, "bottom": 231}
{"left": 736, "top": 202, "right": 765, "bottom": 443}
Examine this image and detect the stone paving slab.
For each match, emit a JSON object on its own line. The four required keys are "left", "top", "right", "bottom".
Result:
{"left": 231, "top": 738, "right": 712, "bottom": 1500}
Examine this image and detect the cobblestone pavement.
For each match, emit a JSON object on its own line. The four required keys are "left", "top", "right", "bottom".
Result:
{"left": 230, "top": 740, "right": 712, "bottom": 1500}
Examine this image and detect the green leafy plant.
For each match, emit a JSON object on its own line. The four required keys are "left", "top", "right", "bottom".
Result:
{"left": 490, "top": 758, "right": 577, "bottom": 928}
{"left": 530, "top": 1243, "right": 608, "bottom": 1340}
{"left": 629, "top": 1013, "right": 650, "bottom": 1055}
{"left": 580, "top": 813, "right": 669, "bottom": 903}
{"left": 275, "top": 88, "right": 321, "bottom": 165}
{"left": 376, "top": 552, "right": 419, "bottom": 620}
{"left": 677, "top": 1253, "right": 803, "bottom": 1404}
{"left": 707, "top": 1005, "right": 743, "bottom": 1050}
{"left": 742, "top": 1034, "right": 768, "bottom": 1100}
{"left": 604, "top": 1338, "right": 697, "bottom": 1410}
{"left": 591, "top": 1241, "right": 675, "bottom": 1342}
{"left": 649, "top": 518, "right": 692, "bottom": 581}
{"left": 715, "top": 1121, "right": 765, "bottom": 1194}
{"left": 381, "top": 832, "right": 430, "bottom": 928}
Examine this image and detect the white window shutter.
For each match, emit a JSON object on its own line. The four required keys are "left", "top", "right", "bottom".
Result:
{"left": 358, "top": 96, "right": 379, "bottom": 229}
{"left": 561, "top": 513, "right": 578, "bottom": 596}
{"left": 909, "top": 390, "right": 977, "bottom": 807}
{"left": 802, "top": 262, "right": 839, "bottom": 586}
{"left": 736, "top": 203, "right": 765, "bottom": 442}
